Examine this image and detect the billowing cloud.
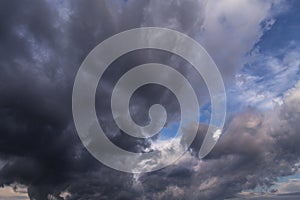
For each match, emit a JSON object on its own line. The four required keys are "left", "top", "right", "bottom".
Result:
{"left": 133, "top": 80, "right": 300, "bottom": 200}
{"left": 0, "top": 0, "right": 298, "bottom": 200}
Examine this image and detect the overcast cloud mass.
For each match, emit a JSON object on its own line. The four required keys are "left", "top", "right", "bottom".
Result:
{"left": 0, "top": 0, "right": 300, "bottom": 199}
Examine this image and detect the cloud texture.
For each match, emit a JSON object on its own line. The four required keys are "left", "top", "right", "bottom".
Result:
{"left": 0, "top": 0, "right": 299, "bottom": 200}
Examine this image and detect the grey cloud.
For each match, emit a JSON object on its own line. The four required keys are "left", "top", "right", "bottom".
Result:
{"left": 134, "top": 81, "right": 300, "bottom": 200}
{"left": 0, "top": 0, "right": 291, "bottom": 200}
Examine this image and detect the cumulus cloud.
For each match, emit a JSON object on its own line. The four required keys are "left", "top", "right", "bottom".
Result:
{"left": 0, "top": 0, "right": 296, "bottom": 200}
{"left": 134, "top": 80, "right": 300, "bottom": 200}
{"left": 198, "top": 0, "right": 283, "bottom": 81}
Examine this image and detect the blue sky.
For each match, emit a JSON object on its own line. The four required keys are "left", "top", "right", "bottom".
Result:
{"left": 228, "top": 0, "right": 300, "bottom": 111}
{"left": 259, "top": 0, "right": 300, "bottom": 52}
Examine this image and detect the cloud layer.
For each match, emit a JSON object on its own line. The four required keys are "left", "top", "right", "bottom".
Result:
{"left": 0, "top": 0, "right": 299, "bottom": 200}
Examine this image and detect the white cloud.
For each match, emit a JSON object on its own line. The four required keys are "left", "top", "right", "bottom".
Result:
{"left": 284, "top": 81, "right": 300, "bottom": 114}
{"left": 198, "top": 0, "right": 283, "bottom": 80}
{"left": 213, "top": 129, "right": 222, "bottom": 141}
{"left": 137, "top": 0, "right": 284, "bottom": 85}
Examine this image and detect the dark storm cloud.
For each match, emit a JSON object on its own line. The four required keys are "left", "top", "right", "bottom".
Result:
{"left": 0, "top": 0, "right": 209, "bottom": 199}
{"left": 0, "top": 0, "right": 124, "bottom": 199}
{"left": 0, "top": 0, "right": 295, "bottom": 200}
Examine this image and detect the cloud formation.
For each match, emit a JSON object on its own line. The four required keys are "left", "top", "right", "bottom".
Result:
{"left": 0, "top": 0, "right": 298, "bottom": 200}
{"left": 135, "top": 80, "right": 300, "bottom": 200}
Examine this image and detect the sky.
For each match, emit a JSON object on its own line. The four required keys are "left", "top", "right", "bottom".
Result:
{"left": 0, "top": 0, "right": 300, "bottom": 199}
